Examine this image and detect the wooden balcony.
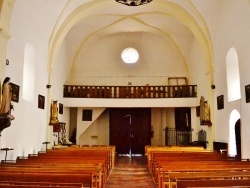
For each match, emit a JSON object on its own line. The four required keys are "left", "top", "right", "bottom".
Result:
{"left": 63, "top": 85, "right": 197, "bottom": 99}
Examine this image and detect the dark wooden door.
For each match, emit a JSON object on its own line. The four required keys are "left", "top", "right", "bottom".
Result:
{"left": 235, "top": 119, "right": 241, "bottom": 159}
{"left": 175, "top": 107, "right": 191, "bottom": 131}
{"left": 109, "top": 108, "right": 151, "bottom": 155}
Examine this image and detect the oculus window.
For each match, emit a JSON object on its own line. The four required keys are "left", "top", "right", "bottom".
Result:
{"left": 121, "top": 47, "right": 139, "bottom": 64}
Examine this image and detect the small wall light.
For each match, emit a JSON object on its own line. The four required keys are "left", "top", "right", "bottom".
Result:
{"left": 46, "top": 84, "right": 51, "bottom": 88}
{"left": 211, "top": 85, "right": 216, "bottom": 89}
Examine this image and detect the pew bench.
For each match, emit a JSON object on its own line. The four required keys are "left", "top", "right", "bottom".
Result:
{"left": 176, "top": 178, "right": 250, "bottom": 188}
{"left": 0, "top": 181, "right": 84, "bottom": 188}
{"left": 157, "top": 166, "right": 250, "bottom": 188}
{"left": 0, "top": 146, "right": 116, "bottom": 188}
{"left": 150, "top": 155, "right": 231, "bottom": 173}
{"left": 0, "top": 167, "right": 101, "bottom": 188}
{"left": 147, "top": 151, "right": 227, "bottom": 171}
{"left": 0, "top": 164, "right": 105, "bottom": 188}
{"left": 0, "top": 172, "right": 93, "bottom": 188}
{"left": 165, "top": 171, "right": 250, "bottom": 188}
{"left": 15, "top": 159, "right": 108, "bottom": 183}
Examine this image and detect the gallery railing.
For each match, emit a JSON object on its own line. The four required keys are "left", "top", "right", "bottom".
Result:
{"left": 63, "top": 85, "right": 197, "bottom": 99}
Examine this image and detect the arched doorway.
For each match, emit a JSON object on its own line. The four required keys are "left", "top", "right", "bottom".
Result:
{"left": 229, "top": 109, "right": 240, "bottom": 157}
{"left": 235, "top": 119, "right": 241, "bottom": 159}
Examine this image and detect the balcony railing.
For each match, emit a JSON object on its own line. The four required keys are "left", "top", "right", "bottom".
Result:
{"left": 63, "top": 85, "right": 197, "bottom": 99}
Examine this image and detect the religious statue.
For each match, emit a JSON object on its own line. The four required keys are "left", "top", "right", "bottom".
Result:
{"left": 0, "top": 77, "right": 15, "bottom": 135}
{"left": 50, "top": 100, "right": 59, "bottom": 123}
{"left": 199, "top": 96, "right": 212, "bottom": 126}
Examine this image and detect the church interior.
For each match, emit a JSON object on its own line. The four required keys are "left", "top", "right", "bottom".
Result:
{"left": 0, "top": 0, "right": 250, "bottom": 187}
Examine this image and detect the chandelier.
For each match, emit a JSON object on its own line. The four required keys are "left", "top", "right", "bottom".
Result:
{"left": 115, "top": 0, "right": 153, "bottom": 6}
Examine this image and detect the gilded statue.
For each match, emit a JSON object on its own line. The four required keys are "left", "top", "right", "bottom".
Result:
{"left": 0, "top": 77, "right": 14, "bottom": 135}
{"left": 51, "top": 100, "right": 59, "bottom": 123}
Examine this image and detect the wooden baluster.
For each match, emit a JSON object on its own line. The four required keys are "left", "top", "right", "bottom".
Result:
{"left": 82, "top": 86, "right": 86, "bottom": 97}
{"left": 135, "top": 87, "right": 140, "bottom": 98}
{"left": 78, "top": 86, "right": 81, "bottom": 97}
{"left": 131, "top": 87, "right": 134, "bottom": 98}
{"left": 154, "top": 86, "right": 157, "bottom": 98}
{"left": 170, "top": 86, "right": 173, "bottom": 98}
{"left": 119, "top": 86, "right": 124, "bottom": 98}
{"left": 125, "top": 87, "right": 129, "bottom": 98}
{"left": 76, "top": 86, "right": 79, "bottom": 97}
{"left": 97, "top": 87, "right": 101, "bottom": 98}
{"left": 160, "top": 86, "right": 163, "bottom": 98}
{"left": 104, "top": 87, "right": 107, "bottom": 98}
{"left": 63, "top": 86, "right": 67, "bottom": 97}
{"left": 193, "top": 85, "right": 197, "bottom": 97}
{"left": 189, "top": 85, "right": 193, "bottom": 97}
{"left": 94, "top": 87, "right": 97, "bottom": 98}
{"left": 117, "top": 87, "right": 120, "bottom": 98}
{"left": 114, "top": 87, "right": 117, "bottom": 98}
{"left": 67, "top": 86, "right": 71, "bottom": 97}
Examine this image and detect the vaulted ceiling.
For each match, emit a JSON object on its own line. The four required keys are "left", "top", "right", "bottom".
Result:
{"left": 48, "top": 0, "right": 214, "bottom": 85}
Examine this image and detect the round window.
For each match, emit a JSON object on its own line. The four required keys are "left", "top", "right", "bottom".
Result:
{"left": 121, "top": 47, "right": 139, "bottom": 64}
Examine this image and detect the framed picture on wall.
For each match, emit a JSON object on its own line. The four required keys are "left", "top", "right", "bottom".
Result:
{"left": 82, "top": 110, "right": 92, "bottom": 121}
{"left": 245, "top": 84, "right": 250, "bottom": 103}
{"left": 38, "top": 95, "right": 45, "bottom": 109}
{"left": 10, "top": 83, "right": 19, "bottom": 103}
{"left": 217, "top": 95, "right": 224, "bottom": 110}
{"left": 59, "top": 103, "right": 63, "bottom": 114}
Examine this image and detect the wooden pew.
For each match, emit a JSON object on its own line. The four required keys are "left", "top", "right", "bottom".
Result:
{"left": 176, "top": 178, "right": 250, "bottom": 188}
{"left": 158, "top": 165, "right": 250, "bottom": 188}
{"left": 0, "top": 181, "right": 83, "bottom": 188}
{"left": 0, "top": 166, "right": 101, "bottom": 188}
{"left": 145, "top": 146, "right": 250, "bottom": 188}
{"left": 145, "top": 146, "right": 208, "bottom": 167}
{"left": 150, "top": 152, "right": 228, "bottom": 173}
{"left": 166, "top": 170, "right": 250, "bottom": 188}
{"left": 37, "top": 147, "right": 114, "bottom": 171}
{"left": 146, "top": 151, "right": 250, "bottom": 188}
{"left": 0, "top": 172, "right": 93, "bottom": 187}
{"left": 0, "top": 146, "right": 115, "bottom": 188}
{"left": 15, "top": 158, "right": 108, "bottom": 184}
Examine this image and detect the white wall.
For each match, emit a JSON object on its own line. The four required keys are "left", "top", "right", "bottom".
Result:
{"left": 68, "top": 32, "right": 188, "bottom": 85}
{"left": 0, "top": 0, "right": 70, "bottom": 160}
{"left": 78, "top": 109, "right": 109, "bottom": 146}
{"left": 212, "top": 0, "right": 250, "bottom": 158}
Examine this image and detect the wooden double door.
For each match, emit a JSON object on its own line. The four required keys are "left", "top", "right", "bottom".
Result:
{"left": 109, "top": 108, "right": 151, "bottom": 155}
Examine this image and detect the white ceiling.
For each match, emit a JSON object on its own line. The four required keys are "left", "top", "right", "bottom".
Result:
{"left": 50, "top": 0, "right": 215, "bottom": 85}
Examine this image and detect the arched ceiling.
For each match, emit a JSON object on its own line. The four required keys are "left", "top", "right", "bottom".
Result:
{"left": 48, "top": 0, "right": 213, "bottom": 85}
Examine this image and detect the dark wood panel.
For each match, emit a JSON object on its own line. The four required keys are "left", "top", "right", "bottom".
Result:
{"left": 109, "top": 108, "right": 151, "bottom": 155}
{"left": 175, "top": 107, "right": 191, "bottom": 131}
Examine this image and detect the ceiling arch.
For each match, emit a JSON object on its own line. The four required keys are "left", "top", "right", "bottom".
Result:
{"left": 48, "top": 0, "right": 213, "bottom": 84}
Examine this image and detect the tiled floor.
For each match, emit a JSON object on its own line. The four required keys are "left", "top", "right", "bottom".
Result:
{"left": 106, "top": 155, "right": 157, "bottom": 188}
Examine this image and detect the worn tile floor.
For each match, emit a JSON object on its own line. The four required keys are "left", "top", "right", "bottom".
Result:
{"left": 105, "top": 155, "right": 157, "bottom": 188}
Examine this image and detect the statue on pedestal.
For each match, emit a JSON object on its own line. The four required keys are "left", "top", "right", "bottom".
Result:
{"left": 50, "top": 100, "right": 59, "bottom": 123}
{"left": 0, "top": 77, "right": 15, "bottom": 136}
{"left": 200, "top": 96, "right": 212, "bottom": 126}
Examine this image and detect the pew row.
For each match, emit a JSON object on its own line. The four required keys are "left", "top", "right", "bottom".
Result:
{"left": 0, "top": 172, "right": 93, "bottom": 187}
{"left": 0, "top": 146, "right": 116, "bottom": 188}
{"left": 176, "top": 178, "right": 250, "bottom": 188}
{"left": 144, "top": 146, "right": 250, "bottom": 188}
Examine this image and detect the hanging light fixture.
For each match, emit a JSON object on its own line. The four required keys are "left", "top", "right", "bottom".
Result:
{"left": 115, "top": 0, "right": 153, "bottom": 6}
